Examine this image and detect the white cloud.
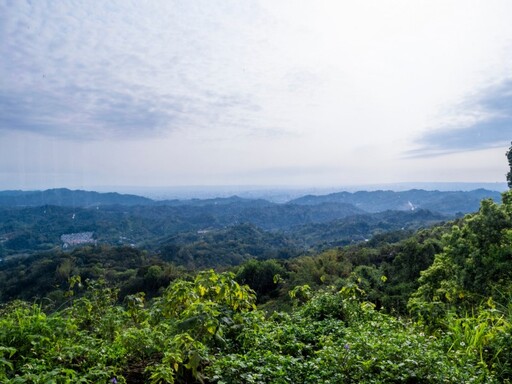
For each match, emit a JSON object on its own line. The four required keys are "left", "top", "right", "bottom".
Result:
{"left": 1, "top": 0, "right": 511, "bottom": 188}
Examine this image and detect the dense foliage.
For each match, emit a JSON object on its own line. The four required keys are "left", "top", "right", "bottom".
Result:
{"left": 507, "top": 141, "right": 512, "bottom": 189}
{"left": 0, "top": 224, "right": 445, "bottom": 310}
{"left": 1, "top": 269, "right": 510, "bottom": 383}
{"left": 409, "top": 192, "right": 512, "bottom": 319}
{"left": 1, "top": 191, "right": 511, "bottom": 382}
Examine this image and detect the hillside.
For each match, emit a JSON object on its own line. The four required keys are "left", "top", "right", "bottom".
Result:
{"left": 0, "top": 202, "right": 443, "bottom": 259}
{"left": 0, "top": 187, "right": 498, "bottom": 259}
{"left": 0, "top": 188, "right": 153, "bottom": 207}
{"left": 289, "top": 208, "right": 447, "bottom": 249}
{"left": 1, "top": 192, "right": 511, "bottom": 383}
{"left": 0, "top": 187, "right": 502, "bottom": 215}
{"left": 289, "top": 188, "right": 502, "bottom": 214}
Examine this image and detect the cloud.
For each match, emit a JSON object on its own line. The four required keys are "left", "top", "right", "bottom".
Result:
{"left": 2, "top": 1, "right": 512, "bottom": 189}
{"left": 0, "top": 86, "right": 183, "bottom": 140}
{"left": 0, "top": 1, "right": 267, "bottom": 141}
{"left": 410, "top": 79, "right": 512, "bottom": 157}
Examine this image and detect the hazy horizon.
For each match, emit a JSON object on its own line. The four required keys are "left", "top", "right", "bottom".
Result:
{"left": 1, "top": 181, "right": 508, "bottom": 203}
{"left": 100, "top": 181, "right": 511, "bottom": 202}
{"left": 1, "top": 1, "right": 511, "bottom": 190}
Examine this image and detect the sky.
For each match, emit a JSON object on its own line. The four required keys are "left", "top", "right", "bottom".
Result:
{"left": 1, "top": 0, "right": 511, "bottom": 191}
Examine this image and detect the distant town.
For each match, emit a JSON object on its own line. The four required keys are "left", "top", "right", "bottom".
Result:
{"left": 61, "top": 232, "right": 95, "bottom": 248}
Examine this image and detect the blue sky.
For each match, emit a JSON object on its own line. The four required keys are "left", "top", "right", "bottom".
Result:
{"left": 1, "top": 0, "right": 511, "bottom": 190}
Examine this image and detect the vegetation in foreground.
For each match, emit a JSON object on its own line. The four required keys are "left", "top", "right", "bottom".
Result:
{"left": 0, "top": 191, "right": 511, "bottom": 383}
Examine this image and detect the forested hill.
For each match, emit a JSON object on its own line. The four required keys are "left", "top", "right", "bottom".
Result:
{"left": 0, "top": 188, "right": 502, "bottom": 215}
{"left": 0, "top": 188, "right": 153, "bottom": 207}
{"left": 289, "top": 188, "right": 502, "bottom": 214}
{"left": 1, "top": 192, "right": 511, "bottom": 383}
{"left": 0, "top": 202, "right": 419, "bottom": 258}
{"left": 0, "top": 187, "right": 501, "bottom": 258}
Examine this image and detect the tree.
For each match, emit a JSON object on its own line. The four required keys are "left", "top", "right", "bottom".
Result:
{"left": 236, "top": 259, "right": 286, "bottom": 301}
{"left": 408, "top": 191, "right": 512, "bottom": 319}
{"left": 507, "top": 141, "right": 512, "bottom": 189}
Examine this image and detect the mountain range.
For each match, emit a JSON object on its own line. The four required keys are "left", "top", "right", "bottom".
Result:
{"left": 0, "top": 187, "right": 503, "bottom": 261}
{"left": 289, "top": 188, "right": 502, "bottom": 215}
{"left": 0, "top": 188, "right": 502, "bottom": 215}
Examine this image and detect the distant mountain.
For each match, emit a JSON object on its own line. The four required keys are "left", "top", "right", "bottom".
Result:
{"left": 0, "top": 189, "right": 276, "bottom": 209}
{"left": 0, "top": 187, "right": 503, "bottom": 259}
{"left": 0, "top": 188, "right": 153, "bottom": 207}
{"left": 0, "top": 188, "right": 502, "bottom": 216}
{"left": 289, "top": 189, "right": 502, "bottom": 215}
{"left": 290, "top": 209, "right": 448, "bottom": 249}
{"left": 240, "top": 202, "right": 364, "bottom": 230}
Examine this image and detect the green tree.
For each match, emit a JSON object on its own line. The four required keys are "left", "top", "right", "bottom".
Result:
{"left": 236, "top": 259, "right": 286, "bottom": 302}
{"left": 507, "top": 141, "right": 512, "bottom": 189}
{"left": 409, "top": 191, "right": 512, "bottom": 319}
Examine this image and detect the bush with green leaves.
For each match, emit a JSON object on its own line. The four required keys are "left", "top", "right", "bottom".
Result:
{"left": 1, "top": 255, "right": 511, "bottom": 383}
{"left": 207, "top": 285, "right": 499, "bottom": 383}
{"left": 409, "top": 192, "right": 512, "bottom": 319}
